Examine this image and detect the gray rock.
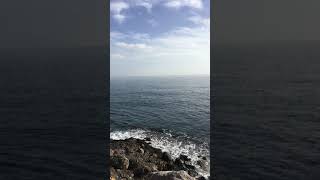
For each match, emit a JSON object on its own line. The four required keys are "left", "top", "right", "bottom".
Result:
{"left": 197, "top": 160, "right": 208, "bottom": 171}
{"left": 187, "top": 169, "right": 198, "bottom": 177}
{"left": 146, "top": 170, "right": 196, "bottom": 180}
{"left": 111, "top": 155, "right": 129, "bottom": 170}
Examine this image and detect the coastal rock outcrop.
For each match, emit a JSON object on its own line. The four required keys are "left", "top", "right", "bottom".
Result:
{"left": 110, "top": 138, "right": 207, "bottom": 180}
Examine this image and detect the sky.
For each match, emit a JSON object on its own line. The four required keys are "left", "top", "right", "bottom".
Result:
{"left": 110, "top": 0, "right": 210, "bottom": 77}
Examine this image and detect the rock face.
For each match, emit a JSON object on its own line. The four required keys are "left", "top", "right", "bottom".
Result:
{"left": 111, "top": 155, "right": 129, "bottom": 170}
{"left": 110, "top": 138, "right": 207, "bottom": 180}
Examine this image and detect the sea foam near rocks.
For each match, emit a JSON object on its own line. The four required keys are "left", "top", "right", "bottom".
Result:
{"left": 110, "top": 129, "right": 210, "bottom": 178}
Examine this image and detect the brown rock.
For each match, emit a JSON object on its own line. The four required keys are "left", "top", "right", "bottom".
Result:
{"left": 111, "top": 155, "right": 129, "bottom": 170}
{"left": 146, "top": 170, "right": 196, "bottom": 180}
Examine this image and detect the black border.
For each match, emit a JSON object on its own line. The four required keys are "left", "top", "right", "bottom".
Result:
{"left": 105, "top": 0, "right": 110, "bottom": 178}
{"left": 210, "top": 0, "right": 215, "bottom": 179}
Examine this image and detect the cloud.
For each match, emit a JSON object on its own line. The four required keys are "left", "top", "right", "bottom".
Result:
{"left": 164, "top": 0, "right": 203, "bottom": 9}
{"left": 147, "top": 19, "right": 159, "bottom": 27}
{"left": 115, "top": 42, "right": 151, "bottom": 50}
{"left": 111, "top": 53, "right": 125, "bottom": 59}
{"left": 188, "top": 15, "right": 210, "bottom": 26}
{"left": 134, "top": 0, "right": 153, "bottom": 12}
{"left": 110, "top": 1, "right": 129, "bottom": 23}
{"left": 111, "top": 15, "right": 210, "bottom": 75}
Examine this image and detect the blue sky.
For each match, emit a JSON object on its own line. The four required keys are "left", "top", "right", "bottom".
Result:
{"left": 110, "top": 0, "right": 210, "bottom": 77}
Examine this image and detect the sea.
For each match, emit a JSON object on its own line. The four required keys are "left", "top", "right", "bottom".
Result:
{"left": 213, "top": 42, "right": 320, "bottom": 180}
{"left": 110, "top": 75, "right": 210, "bottom": 177}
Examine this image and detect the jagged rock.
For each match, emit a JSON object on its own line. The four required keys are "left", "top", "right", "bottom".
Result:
{"left": 162, "top": 152, "right": 171, "bottom": 162}
{"left": 110, "top": 138, "right": 202, "bottom": 179}
{"left": 188, "top": 169, "right": 198, "bottom": 177}
{"left": 146, "top": 170, "right": 196, "bottom": 180}
{"left": 197, "top": 160, "right": 208, "bottom": 171}
{"left": 180, "top": 154, "right": 191, "bottom": 161}
{"left": 185, "top": 161, "right": 195, "bottom": 170}
{"left": 174, "top": 158, "right": 185, "bottom": 169}
{"left": 111, "top": 155, "right": 129, "bottom": 170}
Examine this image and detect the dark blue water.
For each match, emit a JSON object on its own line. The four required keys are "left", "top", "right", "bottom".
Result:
{"left": 110, "top": 75, "right": 210, "bottom": 176}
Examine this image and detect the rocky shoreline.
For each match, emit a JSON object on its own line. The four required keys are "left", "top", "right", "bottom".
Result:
{"left": 110, "top": 138, "right": 209, "bottom": 180}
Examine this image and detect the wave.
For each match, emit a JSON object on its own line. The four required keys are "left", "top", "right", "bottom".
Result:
{"left": 110, "top": 129, "right": 210, "bottom": 178}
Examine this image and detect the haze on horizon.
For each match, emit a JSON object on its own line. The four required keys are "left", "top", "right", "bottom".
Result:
{"left": 110, "top": 0, "right": 210, "bottom": 77}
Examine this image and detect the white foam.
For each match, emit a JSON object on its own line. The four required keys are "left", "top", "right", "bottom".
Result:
{"left": 110, "top": 129, "right": 210, "bottom": 178}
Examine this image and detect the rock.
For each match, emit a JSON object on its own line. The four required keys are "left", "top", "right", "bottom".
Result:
{"left": 111, "top": 155, "right": 129, "bottom": 170}
{"left": 197, "top": 176, "right": 206, "bottom": 180}
{"left": 110, "top": 167, "right": 117, "bottom": 179}
{"left": 146, "top": 170, "right": 196, "bottom": 180}
{"left": 162, "top": 152, "right": 172, "bottom": 162}
{"left": 185, "top": 163, "right": 195, "bottom": 170}
{"left": 180, "top": 154, "right": 191, "bottom": 161}
{"left": 133, "top": 166, "right": 152, "bottom": 177}
{"left": 137, "top": 148, "right": 144, "bottom": 154}
{"left": 197, "top": 160, "right": 208, "bottom": 171}
{"left": 115, "top": 169, "right": 134, "bottom": 179}
{"left": 110, "top": 138, "right": 202, "bottom": 180}
{"left": 202, "top": 156, "right": 207, "bottom": 160}
{"left": 128, "top": 159, "right": 139, "bottom": 170}
{"left": 187, "top": 169, "right": 198, "bottom": 177}
{"left": 174, "top": 158, "right": 186, "bottom": 170}
{"left": 152, "top": 153, "right": 158, "bottom": 158}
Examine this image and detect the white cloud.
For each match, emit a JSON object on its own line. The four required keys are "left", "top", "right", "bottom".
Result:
{"left": 164, "top": 0, "right": 203, "bottom": 9}
{"left": 115, "top": 42, "right": 151, "bottom": 50}
{"left": 110, "top": 1, "right": 129, "bottom": 23}
{"left": 188, "top": 15, "right": 210, "bottom": 26}
{"left": 111, "top": 53, "right": 125, "bottom": 59}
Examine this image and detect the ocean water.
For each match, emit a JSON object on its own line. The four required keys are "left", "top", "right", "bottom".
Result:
{"left": 213, "top": 42, "right": 320, "bottom": 180}
{"left": 110, "top": 75, "right": 210, "bottom": 177}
